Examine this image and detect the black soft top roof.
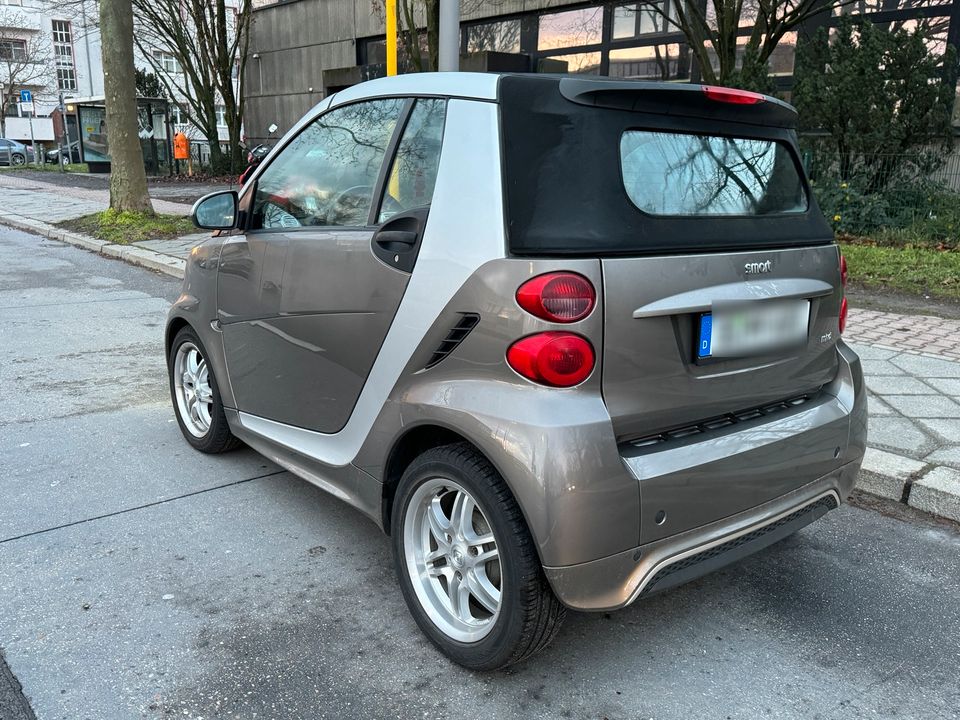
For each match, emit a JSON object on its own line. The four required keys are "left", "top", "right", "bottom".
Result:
{"left": 496, "top": 74, "right": 830, "bottom": 257}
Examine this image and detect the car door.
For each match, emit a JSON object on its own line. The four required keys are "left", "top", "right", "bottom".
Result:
{"left": 218, "top": 96, "right": 447, "bottom": 433}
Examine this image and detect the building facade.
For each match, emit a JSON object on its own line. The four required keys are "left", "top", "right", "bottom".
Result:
{"left": 1, "top": 0, "right": 236, "bottom": 156}
{"left": 244, "top": 0, "right": 960, "bottom": 144}
{"left": 0, "top": 0, "right": 102, "bottom": 143}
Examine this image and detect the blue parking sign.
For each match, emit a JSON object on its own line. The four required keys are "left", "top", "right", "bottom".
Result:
{"left": 19, "top": 89, "right": 32, "bottom": 103}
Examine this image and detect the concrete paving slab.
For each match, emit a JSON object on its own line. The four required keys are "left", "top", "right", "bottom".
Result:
{"left": 925, "top": 377, "right": 960, "bottom": 396}
{"left": 916, "top": 419, "right": 960, "bottom": 443}
{"left": 890, "top": 354, "right": 960, "bottom": 378}
{"left": 859, "top": 358, "right": 907, "bottom": 376}
{"left": 867, "top": 417, "right": 937, "bottom": 455}
{"left": 855, "top": 447, "right": 927, "bottom": 500}
{"left": 923, "top": 446, "right": 960, "bottom": 468}
{"left": 881, "top": 394, "right": 960, "bottom": 419}
{"left": 865, "top": 394, "right": 895, "bottom": 416}
{"left": 909, "top": 467, "right": 960, "bottom": 522}
{"left": 844, "top": 342, "right": 899, "bottom": 361}
{"left": 866, "top": 375, "right": 939, "bottom": 395}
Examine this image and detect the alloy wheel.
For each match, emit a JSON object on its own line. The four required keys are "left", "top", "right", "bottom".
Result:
{"left": 403, "top": 478, "right": 502, "bottom": 643}
{"left": 173, "top": 342, "right": 214, "bottom": 437}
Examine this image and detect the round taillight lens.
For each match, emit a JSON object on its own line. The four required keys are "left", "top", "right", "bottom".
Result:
{"left": 506, "top": 332, "right": 595, "bottom": 387}
{"left": 516, "top": 272, "right": 595, "bottom": 323}
{"left": 840, "top": 254, "right": 848, "bottom": 287}
{"left": 839, "top": 296, "right": 848, "bottom": 334}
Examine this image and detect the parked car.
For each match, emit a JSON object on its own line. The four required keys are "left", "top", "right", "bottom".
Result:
{"left": 167, "top": 73, "right": 867, "bottom": 670}
{"left": 45, "top": 141, "right": 81, "bottom": 165}
{"left": 0, "top": 138, "right": 35, "bottom": 166}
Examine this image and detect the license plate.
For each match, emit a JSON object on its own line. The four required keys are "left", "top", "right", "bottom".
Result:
{"left": 698, "top": 299, "right": 810, "bottom": 359}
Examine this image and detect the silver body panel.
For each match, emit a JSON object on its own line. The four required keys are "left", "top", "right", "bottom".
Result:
{"left": 166, "top": 73, "right": 867, "bottom": 611}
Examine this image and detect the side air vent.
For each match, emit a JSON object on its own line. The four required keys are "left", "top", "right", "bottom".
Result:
{"left": 630, "top": 393, "right": 816, "bottom": 449}
{"left": 424, "top": 313, "right": 480, "bottom": 369}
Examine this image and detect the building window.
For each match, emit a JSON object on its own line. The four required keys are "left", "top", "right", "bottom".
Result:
{"left": 609, "top": 44, "right": 689, "bottom": 80}
{"left": 153, "top": 50, "right": 181, "bottom": 74}
{"left": 538, "top": 8, "right": 603, "bottom": 50}
{"left": 466, "top": 19, "right": 521, "bottom": 54}
{"left": 612, "top": 2, "right": 676, "bottom": 39}
{"left": 171, "top": 104, "right": 187, "bottom": 126}
{"left": 0, "top": 0, "right": 24, "bottom": 6}
{"left": 215, "top": 105, "right": 227, "bottom": 127}
{"left": 51, "top": 20, "right": 77, "bottom": 91}
{"left": 0, "top": 38, "right": 26, "bottom": 61}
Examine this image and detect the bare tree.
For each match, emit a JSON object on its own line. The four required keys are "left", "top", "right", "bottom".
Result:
{"left": 131, "top": 0, "right": 251, "bottom": 174}
{"left": 100, "top": 0, "right": 153, "bottom": 213}
{"left": 634, "top": 0, "right": 858, "bottom": 89}
{"left": 0, "top": 8, "right": 53, "bottom": 138}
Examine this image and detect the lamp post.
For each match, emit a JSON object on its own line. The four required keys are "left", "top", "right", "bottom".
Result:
{"left": 438, "top": 0, "right": 460, "bottom": 72}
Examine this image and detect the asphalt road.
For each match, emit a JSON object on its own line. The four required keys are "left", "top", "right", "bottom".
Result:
{"left": 1, "top": 225, "right": 959, "bottom": 720}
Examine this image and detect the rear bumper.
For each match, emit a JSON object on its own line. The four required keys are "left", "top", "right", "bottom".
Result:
{"left": 544, "top": 462, "right": 855, "bottom": 611}
{"left": 543, "top": 341, "right": 866, "bottom": 611}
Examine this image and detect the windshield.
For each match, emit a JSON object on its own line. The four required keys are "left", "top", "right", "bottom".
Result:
{"left": 620, "top": 131, "right": 807, "bottom": 216}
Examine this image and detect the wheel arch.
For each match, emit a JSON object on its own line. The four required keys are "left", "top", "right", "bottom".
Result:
{"left": 380, "top": 424, "right": 536, "bottom": 558}
{"left": 165, "top": 316, "right": 192, "bottom": 360}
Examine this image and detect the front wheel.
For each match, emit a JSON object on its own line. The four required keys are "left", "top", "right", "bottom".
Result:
{"left": 392, "top": 443, "right": 565, "bottom": 670}
{"left": 168, "top": 326, "right": 240, "bottom": 453}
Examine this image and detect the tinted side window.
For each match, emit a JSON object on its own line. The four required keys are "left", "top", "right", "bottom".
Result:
{"left": 252, "top": 98, "right": 405, "bottom": 230}
{"left": 378, "top": 98, "right": 447, "bottom": 223}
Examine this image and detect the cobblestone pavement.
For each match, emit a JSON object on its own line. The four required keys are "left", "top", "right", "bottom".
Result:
{"left": 846, "top": 307, "right": 960, "bottom": 361}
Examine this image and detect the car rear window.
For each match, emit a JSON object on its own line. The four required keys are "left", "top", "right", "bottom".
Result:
{"left": 619, "top": 131, "right": 807, "bottom": 216}
{"left": 498, "top": 75, "right": 832, "bottom": 256}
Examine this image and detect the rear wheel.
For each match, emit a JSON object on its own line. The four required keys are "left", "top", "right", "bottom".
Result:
{"left": 11, "top": 153, "right": 25, "bottom": 166}
{"left": 392, "top": 442, "right": 565, "bottom": 670}
{"left": 168, "top": 326, "right": 240, "bottom": 453}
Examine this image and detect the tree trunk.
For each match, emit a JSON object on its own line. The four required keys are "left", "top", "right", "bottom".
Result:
{"left": 100, "top": 0, "right": 154, "bottom": 214}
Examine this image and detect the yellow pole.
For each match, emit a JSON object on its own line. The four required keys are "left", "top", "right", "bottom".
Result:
{"left": 386, "top": 0, "right": 398, "bottom": 76}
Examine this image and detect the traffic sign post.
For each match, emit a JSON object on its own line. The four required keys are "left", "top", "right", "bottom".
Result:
{"left": 19, "top": 90, "right": 37, "bottom": 168}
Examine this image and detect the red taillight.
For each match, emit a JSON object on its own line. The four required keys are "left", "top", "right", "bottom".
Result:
{"left": 507, "top": 332, "right": 595, "bottom": 387}
{"left": 839, "top": 253, "right": 848, "bottom": 333}
{"left": 702, "top": 85, "right": 765, "bottom": 105}
{"left": 516, "top": 272, "right": 595, "bottom": 323}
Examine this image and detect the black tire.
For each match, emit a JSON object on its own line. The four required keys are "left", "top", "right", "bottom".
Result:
{"left": 11, "top": 153, "right": 25, "bottom": 166}
{"left": 168, "top": 325, "right": 241, "bottom": 454}
{"left": 391, "top": 442, "right": 565, "bottom": 670}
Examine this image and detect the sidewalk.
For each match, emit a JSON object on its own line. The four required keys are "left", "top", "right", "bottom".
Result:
{"left": 1, "top": 177, "right": 958, "bottom": 524}
{"left": 0, "top": 173, "right": 207, "bottom": 276}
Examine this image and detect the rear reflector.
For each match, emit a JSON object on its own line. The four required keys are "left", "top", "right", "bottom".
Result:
{"left": 702, "top": 86, "right": 765, "bottom": 105}
{"left": 507, "top": 332, "right": 595, "bottom": 387}
{"left": 516, "top": 272, "right": 595, "bottom": 323}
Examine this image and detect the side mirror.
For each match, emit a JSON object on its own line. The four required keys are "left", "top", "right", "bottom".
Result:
{"left": 192, "top": 190, "right": 238, "bottom": 230}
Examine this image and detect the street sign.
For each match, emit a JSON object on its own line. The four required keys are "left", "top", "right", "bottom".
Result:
{"left": 19, "top": 89, "right": 32, "bottom": 104}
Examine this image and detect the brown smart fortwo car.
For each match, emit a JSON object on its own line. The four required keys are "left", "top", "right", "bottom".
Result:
{"left": 166, "top": 73, "right": 867, "bottom": 669}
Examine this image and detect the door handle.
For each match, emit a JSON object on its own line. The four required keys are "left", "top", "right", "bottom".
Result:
{"left": 374, "top": 230, "right": 418, "bottom": 251}
{"left": 371, "top": 207, "right": 429, "bottom": 273}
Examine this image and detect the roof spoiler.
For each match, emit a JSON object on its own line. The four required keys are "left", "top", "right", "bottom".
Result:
{"left": 558, "top": 77, "right": 798, "bottom": 129}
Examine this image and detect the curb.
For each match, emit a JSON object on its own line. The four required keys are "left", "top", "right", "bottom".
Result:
{"left": 0, "top": 213, "right": 186, "bottom": 280}
{"left": 857, "top": 446, "right": 960, "bottom": 524}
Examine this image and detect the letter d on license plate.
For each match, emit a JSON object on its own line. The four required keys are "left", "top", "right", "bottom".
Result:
{"left": 698, "top": 299, "right": 810, "bottom": 359}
